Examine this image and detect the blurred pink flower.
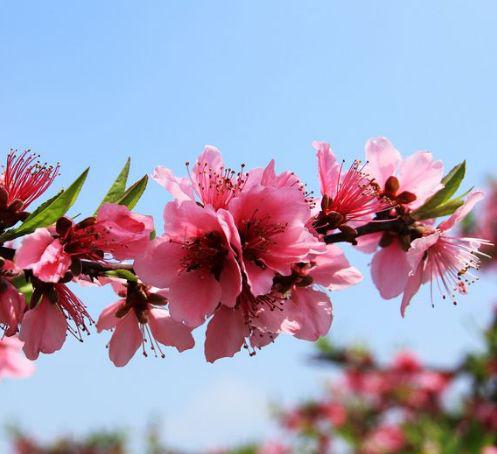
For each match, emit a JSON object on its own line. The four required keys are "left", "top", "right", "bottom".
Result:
{"left": 0, "top": 336, "right": 35, "bottom": 381}
{"left": 362, "top": 425, "right": 405, "bottom": 454}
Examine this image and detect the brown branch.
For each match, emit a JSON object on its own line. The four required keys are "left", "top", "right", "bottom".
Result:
{"left": 324, "top": 219, "right": 406, "bottom": 244}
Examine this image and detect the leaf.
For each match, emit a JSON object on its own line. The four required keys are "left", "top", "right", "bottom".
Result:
{"left": 116, "top": 175, "right": 148, "bottom": 209}
{"left": 422, "top": 199, "right": 465, "bottom": 218}
{"left": 105, "top": 269, "right": 138, "bottom": 282}
{"left": 24, "top": 190, "right": 64, "bottom": 222}
{"left": 0, "top": 168, "right": 89, "bottom": 241}
{"left": 95, "top": 158, "right": 130, "bottom": 214}
{"left": 413, "top": 161, "right": 466, "bottom": 220}
{"left": 11, "top": 275, "right": 33, "bottom": 305}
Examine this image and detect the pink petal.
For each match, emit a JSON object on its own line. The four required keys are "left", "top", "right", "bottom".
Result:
{"left": 15, "top": 228, "right": 54, "bottom": 269}
{"left": 365, "top": 137, "right": 401, "bottom": 187}
{"left": 168, "top": 272, "right": 221, "bottom": 327}
{"left": 148, "top": 308, "right": 195, "bottom": 352}
{"left": 281, "top": 288, "right": 333, "bottom": 341}
{"left": 250, "top": 329, "right": 277, "bottom": 349}
{"left": 196, "top": 145, "right": 223, "bottom": 169}
{"left": 218, "top": 257, "right": 242, "bottom": 308}
{"left": 96, "top": 300, "right": 124, "bottom": 332}
{"left": 406, "top": 232, "right": 441, "bottom": 273}
{"left": 313, "top": 140, "right": 340, "bottom": 197}
{"left": 438, "top": 191, "right": 484, "bottom": 232}
{"left": 134, "top": 237, "right": 184, "bottom": 289}
{"left": 244, "top": 261, "right": 275, "bottom": 296}
{"left": 19, "top": 299, "right": 67, "bottom": 360}
{"left": 204, "top": 307, "right": 248, "bottom": 363}
{"left": 355, "top": 232, "right": 382, "bottom": 253}
{"left": 400, "top": 264, "right": 425, "bottom": 317}
{"left": 152, "top": 166, "right": 195, "bottom": 202}
{"left": 310, "top": 245, "right": 363, "bottom": 290}
{"left": 397, "top": 151, "right": 444, "bottom": 208}
{"left": 164, "top": 200, "right": 221, "bottom": 238}
{"left": 0, "top": 282, "right": 26, "bottom": 336}
{"left": 371, "top": 242, "right": 411, "bottom": 299}
{"left": 0, "top": 336, "right": 35, "bottom": 381}
{"left": 108, "top": 311, "right": 142, "bottom": 367}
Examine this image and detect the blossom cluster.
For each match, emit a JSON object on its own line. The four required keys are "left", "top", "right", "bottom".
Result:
{"left": 9, "top": 309, "right": 497, "bottom": 453}
{"left": 248, "top": 308, "right": 497, "bottom": 454}
{"left": 0, "top": 138, "right": 490, "bottom": 372}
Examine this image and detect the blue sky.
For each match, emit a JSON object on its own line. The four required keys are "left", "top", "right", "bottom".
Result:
{"left": 1, "top": 1, "right": 497, "bottom": 451}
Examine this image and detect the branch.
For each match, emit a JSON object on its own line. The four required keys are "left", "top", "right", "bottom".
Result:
{"left": 324, "top": 219, "right": 405, "bottom": 244}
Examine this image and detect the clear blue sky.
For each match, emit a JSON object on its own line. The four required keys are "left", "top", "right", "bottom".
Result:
{"left": 1, "top": 1, "right": 497, "bottom": 451}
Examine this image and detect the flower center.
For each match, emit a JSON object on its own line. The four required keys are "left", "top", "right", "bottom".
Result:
{"left": 187, "top": 161, "right": 248, "bottom": 209}
{"left": 239, "top": 214, "right": 287, "bottom": 268}
{"left": 181, "top": 231, "right": 228, "bottom": 279}
{"left": 2, "top": 150, "right": 60, "bottom": 209}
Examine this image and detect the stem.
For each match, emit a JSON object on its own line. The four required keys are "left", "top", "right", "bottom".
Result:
{"left": 0, "top": 246, "right": 135, "bottom": 276}
{"left": 324, "top": 219, "right": 403, "bottom": 244}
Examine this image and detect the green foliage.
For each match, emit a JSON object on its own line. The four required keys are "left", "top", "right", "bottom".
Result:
{"left": 116, "top": 174, "right": 148, "bottom": 209}
{"left": 105, "top": 269, "right": 138, "bottom": 282}
{"left": 0, "top": 168, "right": 89, "bottom": 241}
{"left": 11, "top": 274, "right": 33, "bottom": 305}
{"left": 95, "top": 158, "right": 148, "bottom": 212}
{"left": 413, "top": 161, "right": 470, "bottom": 220}
{"left": 95, "top": 158, "right": 131, "bottom": 213}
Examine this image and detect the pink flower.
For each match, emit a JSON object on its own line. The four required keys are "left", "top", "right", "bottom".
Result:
{"left": 222, "top": 184, "right": 321, "bottom": 296}
{"left": 0, "top": 336, "right": 35, "bottom": 381}
{"left": 15, "top": 203, "right": 153, "bottom": 282}
{"left": 358, "top": 137, "right": 444, "bottom": 299}
{"left": 365, "top": 137, "right": 444, "bottom": 210}
{"left": 312, "top": 140, "right": 391, "bottom": 234}
{"left": 1, "top": 150, "right": 59, "bottom": 210}
{"left": 94, "top": 203, "right": 154, "bottom": 260}
{"left": 96, "top": 282, "right": 194, "bottom": 367}
{"left": 257, "top": 441, "right": 291, "bottom": 454}
{"left": 134, "top": 200, "right": 242, "bottom": 328}
{"left": 153, "top": 145, "right": 248, "bottom": 210}
{"left": 483, "top": 447, "right": 497, "bottom": 454}
{"left": 19, "top": 283, "right": 92, "bottom": 360}
{"left": 400, "top": 191, "right": 490, "bottom": 316}
{"left": 392, "top": 351, "right": 422, "bottom": 373}
{"left": 0, "top": 279, "right": 25, "bottom": 336}
{"left": 362, "top": 425, "right": 405, "bottom": 454}
{"left": 204, "top": 245, "right": 361, "bottom": 363}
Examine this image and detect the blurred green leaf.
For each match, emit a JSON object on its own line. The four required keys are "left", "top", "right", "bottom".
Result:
{"left": 11, "top": 274, "right": 33, "bottom": 305}
{"left": 105, "top": 269, "right": 137, "bottom": 282}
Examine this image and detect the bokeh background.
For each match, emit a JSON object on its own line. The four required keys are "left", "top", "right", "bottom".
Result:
{"left": 1, "top": 1, "right": 497, "bottom": 451}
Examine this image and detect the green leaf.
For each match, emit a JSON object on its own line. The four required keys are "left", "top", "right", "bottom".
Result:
{"left": 11, "top": 274, "right": 33, "bottom": 305}
{"left": 95, "top": 158, "right": 130, "bottom": 214}
{"left": 105, "top": 269, "right": 137, "bottom": 282}
{"left": 413, "top": 161, "right": 466, "bottom": 220}
{"left": 116, "top": 175, "right": 148, "bottom": 209}
{"left": 24, "top": 190, "right": 64, "bottom": 222}
{"left": 422, "top": 198, "right": 465, "bottom": 218}
{"left": 0, "top": 168, "right": 89, "bottom": 241}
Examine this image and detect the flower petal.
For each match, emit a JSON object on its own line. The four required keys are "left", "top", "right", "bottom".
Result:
{"left": 148, "top": 308, "right": 195, "bottom": 352}
{"left": 204, "top": 307, "right": 248, "bottom": 363}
